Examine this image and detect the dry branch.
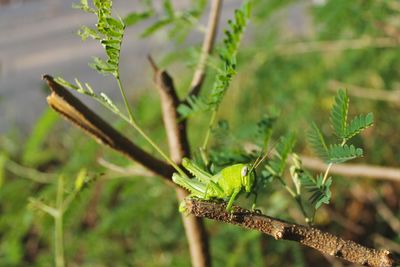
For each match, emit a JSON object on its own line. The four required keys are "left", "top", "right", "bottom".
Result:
{"left": 148, "top": 56, "right": 191, "bottom": 159}
{"left": 149, "top": 58, "right": 211, "bottom": 267}
{"left": 186, "top": 199, "right": 399, "bottom": 267}
{"left": 300, "top": 155, "right": 400, "bottom": 182}
{"left": 275, "top": 37, "right": 400, "bottom": 55}
{"left": 43, "top": 75, "right": 175, "bottom": 179}
{"left": 188, "top": 0, "right": 223, "bottom": 97}
{"left": 328, "top": 80, "right": 400, "bottom": 105}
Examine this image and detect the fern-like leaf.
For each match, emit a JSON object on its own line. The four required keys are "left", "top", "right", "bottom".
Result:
{"left": 300, "top": 173, "right": 332, "bottom": 209}
{"left": 178, "top": 1, "right": 252, "bottom": 118}
{"left": 55, "top": 77, "right": 120, "bottom": 113}
{"left": 345, "top": 112, "right": 373, "bottom": 140}
{"left": 327, "top": 144, "right": 363, "bottom": 163}
{"left": 74, "top": 0, "right": 125, "bottom": 77}
{"left": 330, "top": 89, "right": 349, "bottom": 138}
{"left": 307, "top": 122, "right": 329, "bottom": 161}
{"left": 177, "top": 95, "right": 210, "bottom": 118}
{"left": 209, "top": 2, "right": 251, "bottom": 108}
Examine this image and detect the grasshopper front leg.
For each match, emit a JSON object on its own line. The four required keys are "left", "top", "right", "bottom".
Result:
{"left": 226, "top": 189, "right": 240, "bottom": 212}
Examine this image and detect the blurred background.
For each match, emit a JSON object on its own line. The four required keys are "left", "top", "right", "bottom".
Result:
{"left": 0, "top": 0, "right": 399, "bottom": 266}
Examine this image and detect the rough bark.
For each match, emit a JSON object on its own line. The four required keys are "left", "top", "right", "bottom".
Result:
{"left": 186, "top": 199, "right": 399, "bottom": 267}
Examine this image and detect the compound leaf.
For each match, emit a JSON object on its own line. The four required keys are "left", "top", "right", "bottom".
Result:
{"left": 330, "top": 89, "right": 349, "bottom": 138}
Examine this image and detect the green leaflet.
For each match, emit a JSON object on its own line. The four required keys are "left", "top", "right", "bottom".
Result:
{"left": 300, "top": 173, "right": 332, "bottom": 209}
{"left": 345, "top": 113, "right": 374, "bottom": 140}
{"left": 307, "top": 122, "right": 329, "bottom": 161}
{"left": 178, "top": 1, "right": 252, "bottom": 119}
{"left": 309, "top": 89, "right": 373, "bottom": 164}
{"left": 54, "top": 77, "right": 120, "bottom": 113}
{"left": 177, "top": 95, "right": 209, "bottom": 119}
{"left": 74, "top": 0, "right": 125, "bottom": 77}
{"left": 330, "top": 89, "right": 349, "bottom": 138}
{"left": 327, "top": 144, "right": 363, "bottom": 164}
{"left": 141, "top": 18, "right": 175, "bottom": 37}
{"left": 123, "top": 11, "right": 153, "bottom": 27}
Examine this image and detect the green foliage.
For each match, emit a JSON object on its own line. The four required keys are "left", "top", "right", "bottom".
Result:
{"left": 265, "top": 133, "right": 296, "bottom": 177}
{"left": 22, "top": 108, "right": 59, "bottom": 167}
{"left": 302, "top": 89, "right": 373, "bottom": 213}
{"left": 256, "top": 116, "right": 276, "bottom": 150}
{"left": 330, "top": 89, "right": 349, "bottom": 139}
{"left": 327, "top": 144, "right": 363, "bottom": 164}
{"left": 74, "top": 0, "right": 125, "bottom": 77}
{"left": 177, "top": 95, "right": 209, "bottom": 119}
{"left": 308, "top": 89, "right": 373, "bottom": 164}
{"left": 345, "top": 112, "right": 374, "bottom": 140}
{"left": 139, "top": 0, "right": 207, "bottom": 40}
{"left": 54, "top": 77, "right": 121, "bottom": 115}
{"left": 300, "top": 173, "right": 332, "bottom": 209}
{"left": 178, "top": 1, "right": 252, "bottom": 118}
{"left": 307, "top": 122, "right": 329, "bottom": 161}
{"left": 0, "top": 152, "right": 5, "bottom": 188}
{"left": 123, "top": 11, "right": 153, "bottom": 27}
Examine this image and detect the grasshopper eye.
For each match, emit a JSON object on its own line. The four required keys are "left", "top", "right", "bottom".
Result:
{"left": 241, "top": 166, "right": 248, "bottom": 177}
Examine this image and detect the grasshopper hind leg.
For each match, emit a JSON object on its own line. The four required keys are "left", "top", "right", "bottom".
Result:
{"left": 172, "top": 173, "right": 207, "bottom": 198}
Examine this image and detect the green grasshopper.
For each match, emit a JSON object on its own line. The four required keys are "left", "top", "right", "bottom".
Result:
{"left": 173, "top": 153, "right": 268, "bottom": 212}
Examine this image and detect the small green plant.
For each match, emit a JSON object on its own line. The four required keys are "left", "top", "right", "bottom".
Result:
{"left": 57, "top": 0, "right": 186, "bottom": 177}
{"left": 304, "top": 89, "right": 373, "bottom": 209}
{"left": 28, "top": 170, "right": 95, "bottom": 267}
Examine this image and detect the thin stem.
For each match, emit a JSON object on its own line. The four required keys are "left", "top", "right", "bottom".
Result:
{"left": 55, "top": 176, "right": 65, "bottom": 267}
{"left": 115, "top": 75, "right": 186, "bottom": 177}
{"left": 322, "top": 139, "right": 346, "bottom": 184}
{"left": 6, "top": 159, "right": 55, "bottom": 184}
{"left": 295, "top": 196, "right": 311, "bottom": 224}
{"left": 28, "top": 198, "right": 58, "bottom": 217}
{"left": 200, "top": 109, "right": 217, "bottom": 164}
{"left": 278, "top": 177, "right": 311, "bottom": 223}
{"left": 321, "top": 163, "right": 333, "bottom": 184}
{"left": 116, "top": 76, "right": 135, "bottom": 123}
{"left": 128, "top": 119, "right": 186, "bottom": 176}
{"left": 63, "top": 191, "right": 78, "bottom": 214}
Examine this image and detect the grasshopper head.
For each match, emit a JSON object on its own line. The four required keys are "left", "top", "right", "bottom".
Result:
{"left": 240, "top": 165, "right": 255, "bottom": 192}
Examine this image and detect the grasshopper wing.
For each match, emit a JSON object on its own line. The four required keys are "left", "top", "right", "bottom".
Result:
{"left": 182, "top": 158, "right": 218, "bottom": 183}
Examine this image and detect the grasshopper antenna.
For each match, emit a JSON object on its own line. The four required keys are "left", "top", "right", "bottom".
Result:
{"left": 249, "top": 141, "right": 278, "bottom": 173}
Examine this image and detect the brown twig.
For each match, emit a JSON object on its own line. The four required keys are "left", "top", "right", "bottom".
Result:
{"left": 274, "top": 37, "right": 400, "bottom": 56}
{"left": 328, "top": 80, "right": 400, "bottom": 105}
{"left": 148, "top": 56, "right": 191, "bottom": 158}
{"left": 300, "top": 155, "right": 400, "bottom": 182}
{"left": 149, "top": 57, "right": 211, "bottom": 267}
{"left": 43, "top": 75, "right": 175, "bottom": 179}
{"left": 188, "top": 0, "right": 223, "bottom": 97}
{"left": 186, "top": 199, "right": 399, "bottom": 267}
